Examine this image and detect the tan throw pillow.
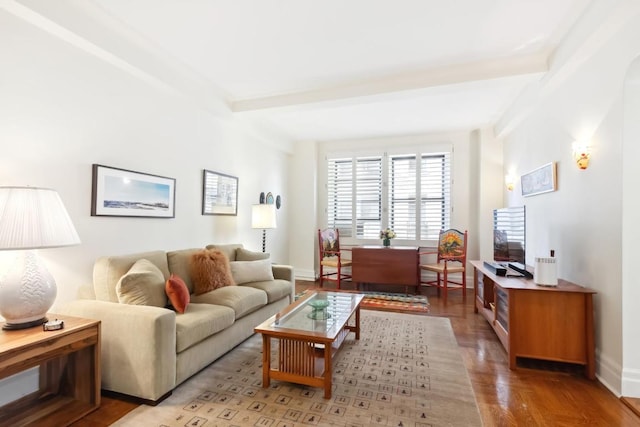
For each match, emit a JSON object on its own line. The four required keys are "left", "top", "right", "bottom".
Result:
{"left": 230, "top": 259, "right": 274, "bottom": 285}
{"left": 190, "top": 249, "right": 235, "bottom": 295}
{"left": 116, "top": 259, "right": 167, "bottom": 307}
{"left": 236, "top": 248, "right": 270, "bottom": 261}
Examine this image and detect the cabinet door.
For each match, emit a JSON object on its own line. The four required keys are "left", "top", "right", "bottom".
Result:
{"left": 511, "top": 291, "right": 587, "bottom": 363}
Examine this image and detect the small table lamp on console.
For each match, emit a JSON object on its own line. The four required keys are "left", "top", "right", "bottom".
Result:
{"left": 0, "top": 186, "right": 80, "bottom": 330}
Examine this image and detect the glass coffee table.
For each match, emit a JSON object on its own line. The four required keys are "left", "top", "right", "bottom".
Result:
{"left": 254, "top": 291, "right": 364, "bottom": 399}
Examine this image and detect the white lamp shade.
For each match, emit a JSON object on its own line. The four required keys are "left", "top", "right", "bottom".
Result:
{"left": 0, "top": 186, "right": 80, "bottom": 329}
{"left": 251, "top": 204, "right": 277, "bottom": 229}
{"left": 0, "top": 186, "right": 81, "bottom": 250}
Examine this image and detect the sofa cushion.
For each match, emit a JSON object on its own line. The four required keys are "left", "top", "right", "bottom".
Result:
{"left": 235, "top": 248, "right": 270, "bottom": 261}
{"left": 230, "top": 259, "right": 274, "bottom": 285}
{"left": 93, "top": 250, "right": 170, "bottom": 303}
{"left": 240, "top": 279, "right": 292, "bottom": 304}
{"left": 167, "top": 248, "right": 201, "bottom": 294}
{"left": 191, "top": 286, "right": 267, "bottom": 319}
{"left": 190, "top": 249, "right": 235, "bottom": 295}
{"left": 174, "top": 303, "right": 235, "bottom": 353}
{"left": 205, "top": 243, "right": 244, "bottom": 262}
{"left": 165, "top": 274, "right": 190, "bottom": 313}
{"left": 116, "top": 259, "right": 168, "bottom": 307}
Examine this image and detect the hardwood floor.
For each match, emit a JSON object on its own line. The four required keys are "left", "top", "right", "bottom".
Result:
{"left": 72, "top": 280, "right": 640, "bottom": 426}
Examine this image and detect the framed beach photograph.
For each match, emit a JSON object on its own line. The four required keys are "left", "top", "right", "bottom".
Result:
{"left": 521, "top": 162, "right": 557, "bottom": 197}
{"left": 91, "top": 164, "right": 176, "bottom": 218}
{"left": 202, "top": 169, "right": 238, "bottom": 215}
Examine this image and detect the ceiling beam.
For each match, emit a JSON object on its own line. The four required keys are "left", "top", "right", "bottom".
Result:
{"left": 231, "top": 52, "right": 549, "bottom": 112}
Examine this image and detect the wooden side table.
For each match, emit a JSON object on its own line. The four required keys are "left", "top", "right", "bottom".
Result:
{"left": 0, "top": 314, "right": 101, "bottom": 426}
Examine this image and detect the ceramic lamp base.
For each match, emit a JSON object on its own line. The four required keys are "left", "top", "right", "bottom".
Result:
{"left": 0, "top": 251, "right": 57, "bottom": 329}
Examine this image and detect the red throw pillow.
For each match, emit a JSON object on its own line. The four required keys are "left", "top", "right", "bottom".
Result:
{"left": 165, "top": 274, "right": 190, "bottom": 313}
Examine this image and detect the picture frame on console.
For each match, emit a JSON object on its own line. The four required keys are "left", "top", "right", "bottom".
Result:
{"left": 521, "top": 162, "right": 557, "bottom": 197}
{"left": 91, "top": 164, "right": 176, "bottom": 218}
{"left": 202, "top": 169, "right": 238, "bottom": 216}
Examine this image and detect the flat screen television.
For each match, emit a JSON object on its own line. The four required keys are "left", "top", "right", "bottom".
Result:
{"left": 493, "top": 206, "right": 526, "bottom": 268}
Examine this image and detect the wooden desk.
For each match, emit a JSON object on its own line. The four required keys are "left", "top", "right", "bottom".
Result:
{"left": 0, "top": 314, "right": 101, "bottom": 426}
{"left": 351, "top": 245, "right": 419, "bottom": 293}
{"left": 471, "top": 260, "right": 596, "bottom": 379}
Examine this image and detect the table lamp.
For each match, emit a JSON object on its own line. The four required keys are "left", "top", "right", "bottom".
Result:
{"left": 251, "top": 204, "right": 276, "bottom": 252}
{"left": 0, "top": 187, "right": 81, "bottom": 330}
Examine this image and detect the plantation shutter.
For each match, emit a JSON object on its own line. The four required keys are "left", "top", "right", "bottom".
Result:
{"left": 327, "top": 149, "right": 450, "bottom": 241}
{"left": 355, "top": 157, "right": 382, "bottom": 238}
{"left": 420, "top": 153, "right": 451, "bottom": 240}
{"left": 389, "top": 154, "right": 417, "bottom": 239}
{"left": 327, "top": 158, "right": 353, "bottom": 236}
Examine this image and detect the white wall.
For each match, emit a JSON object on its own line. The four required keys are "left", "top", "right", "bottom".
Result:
{"left": 474, "top": 128, "right": 504, "bottom": 261}
{"left": 288, "top": 141, "right": 317, "bottom": 280}
{"left": 497, "top": 0, "right": 640, "bottom": 395}
{"left": 622, "top": 57, "right": 640, "bottom": 397}
{"left": 0, "top": 9, "right": 290, "bottom": 313}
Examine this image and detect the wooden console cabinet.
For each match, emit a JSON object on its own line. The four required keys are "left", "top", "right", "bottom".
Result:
{"left": 0, "top": 314, "right": 101, "bottom": 426}
{"left": 351, "top": 245, "right": 419, "bottom": 293}
{"left": 471, "top": 260, "right": 596, "bottom": 379}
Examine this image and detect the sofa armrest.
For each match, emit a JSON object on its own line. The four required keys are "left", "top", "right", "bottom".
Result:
{"left": 58, "top": 300, "right": 177, "bottom": 402}
{"left": 272, "top": 264, "right": 295, "bottom": 302}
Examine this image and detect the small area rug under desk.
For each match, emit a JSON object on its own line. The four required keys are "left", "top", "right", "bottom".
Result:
{"left": 297, "top": 289, "right": 430, "bottom": 314}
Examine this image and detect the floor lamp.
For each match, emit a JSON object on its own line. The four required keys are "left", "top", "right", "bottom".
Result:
{"left": 0, "top": 187, "right": 81, "bottom": 329}
{"left": 251, "top": 204, "right": 277, "bottom": 252}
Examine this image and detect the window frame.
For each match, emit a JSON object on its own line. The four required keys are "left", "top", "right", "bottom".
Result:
{"left": 325, "top": 146, "right": 452, "bottom": 245}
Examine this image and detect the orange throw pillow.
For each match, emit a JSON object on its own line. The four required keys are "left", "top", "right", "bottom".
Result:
{"left": 190, "top": 249, "right": 235, "bottom": 295}
{"left": 165, "top": 274, "right": 190, "bottom": 313}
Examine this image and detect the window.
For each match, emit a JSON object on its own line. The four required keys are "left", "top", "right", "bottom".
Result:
{"left": 419, "top": 153, "right": 451, "bottom": 240}
{"left": 327, "top": 150, "right": 450, "bottom": 241}
{"left": 327, "top": 156, "right": 382, "bottom": 238}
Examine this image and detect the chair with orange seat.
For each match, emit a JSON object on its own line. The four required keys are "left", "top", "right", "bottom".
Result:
{"left": 419, "top": 229, "right": 468, "bottom": 302}
{"left": 318, "top": 228, "right": 352, "bottom": 289}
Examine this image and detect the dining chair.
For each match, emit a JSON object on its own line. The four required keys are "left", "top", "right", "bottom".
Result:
{"left": 318, "top": 228, "right": 352, "bottom": 289}
{"left": 419, "top": 229, "right": 468, "bottom": 302}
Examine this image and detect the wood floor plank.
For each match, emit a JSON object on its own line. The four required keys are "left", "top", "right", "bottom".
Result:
{"left": 69, "top": 280, "right": 640, "bottom": 426}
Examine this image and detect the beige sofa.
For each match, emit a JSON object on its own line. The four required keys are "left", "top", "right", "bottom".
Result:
{"left": 60, "top": 244, "right": 294, "bottom": 403}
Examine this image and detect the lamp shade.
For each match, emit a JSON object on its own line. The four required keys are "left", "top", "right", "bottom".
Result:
{"left": 251, "top": 204, "right": 277, "bottom": 229}
{"left": 0, "top": 186, "right": 80, "bottom": 330}
{"left": 0, "top": 186, "right": 81, "bottom": 250}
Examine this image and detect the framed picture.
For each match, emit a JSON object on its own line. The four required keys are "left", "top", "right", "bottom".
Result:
{"left": 521, "top": 162, "right": 557, "bottom": 197}
{"left": 91, "top": 164, "right": 176, "bottom": 218}
{"left": 202, "top": 169, "right": 238, "bottom": 215}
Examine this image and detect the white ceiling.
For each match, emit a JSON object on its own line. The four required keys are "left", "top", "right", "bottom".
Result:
{"left": 14, "top": 0, "right": 591, "bottom": 142}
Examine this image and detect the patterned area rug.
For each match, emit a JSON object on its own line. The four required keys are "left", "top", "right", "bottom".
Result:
{"left": 359, "top": 291, "right": 429, "bottom": 313}
{"left": 114, "top": 310, "right": 481, "bottom": 427}
{"left": 297, "top": 290, "right": 430, "bottom": 314}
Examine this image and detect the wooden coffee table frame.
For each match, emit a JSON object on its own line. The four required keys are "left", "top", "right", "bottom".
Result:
{"left": 255, "top": 291, "right": 363, "bottom": 399}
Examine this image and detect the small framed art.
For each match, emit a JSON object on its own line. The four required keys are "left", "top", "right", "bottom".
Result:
{"left": 521, "top": 162, "right": 557, "bottom": 197}
{"left": 91, "top": 164, "right": 176, "bottom": 218}
{"left": 202, "top": 169, "right": 238, "bottom": 215}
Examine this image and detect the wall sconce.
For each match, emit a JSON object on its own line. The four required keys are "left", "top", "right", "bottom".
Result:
{"left": 505, "top": 173, "right": 517, "bottom": 191}
{"left": 572, "top": 141, "right": 591, "bottom": 170}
